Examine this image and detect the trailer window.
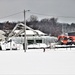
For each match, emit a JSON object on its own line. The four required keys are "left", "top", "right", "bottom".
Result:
{"left": 36, "top": 40, "right": 42, "bottom": 43}
{"left": 28, "top": 40, "right": 34, "bottom": 44}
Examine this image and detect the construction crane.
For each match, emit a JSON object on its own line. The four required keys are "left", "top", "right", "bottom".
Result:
{"left": 8, "top": 23, "right": 39, "bottom": 38}
{"left": 7, "top": 22, "right": 41, "bottom": 44}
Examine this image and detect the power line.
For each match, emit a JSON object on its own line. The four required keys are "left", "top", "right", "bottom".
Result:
{"left": 0, "top": 10, "right": 75, "bottom": 20}
{"left": 30, "top": 11, "right": 75, "bottom": 19}
{"left": 0, "top": 11, "right": 23, "bottom": 20}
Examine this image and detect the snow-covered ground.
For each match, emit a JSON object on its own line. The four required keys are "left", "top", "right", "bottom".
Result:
{"left": 0, "top": 48, "right": 75, "bottom": 74}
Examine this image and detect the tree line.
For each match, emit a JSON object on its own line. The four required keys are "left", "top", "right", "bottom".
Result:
{"left": 0, "top": 15, "right": 75, "bottom": 37}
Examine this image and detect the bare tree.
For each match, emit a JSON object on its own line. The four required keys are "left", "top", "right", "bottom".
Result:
{"left": 30, "top": 15, "right": 38, "bottom": 22}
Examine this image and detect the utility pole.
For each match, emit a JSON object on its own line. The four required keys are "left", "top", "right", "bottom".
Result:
{"left": 24, "top": 10, "right": 30, "bottom": 52}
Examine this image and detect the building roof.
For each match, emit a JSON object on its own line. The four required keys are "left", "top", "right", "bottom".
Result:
{"left": 0, "top": 30, "right": 5, "bottom": 41}
{"left": 14, "top": 30, "right": 46, "bottom": 36}
{"left": 0, "top": 30, "right": 5, "bottom": 34}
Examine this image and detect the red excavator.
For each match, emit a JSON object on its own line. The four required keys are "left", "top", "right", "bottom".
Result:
{"left": 58, "top": 35, "right": 75, "bottom": 45}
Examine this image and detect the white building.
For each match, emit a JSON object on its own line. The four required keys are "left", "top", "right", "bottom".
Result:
{"left": 9, "top": 29, "right": 57, "bottom": 45}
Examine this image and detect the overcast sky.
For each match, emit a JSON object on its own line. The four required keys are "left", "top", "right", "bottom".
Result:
{"left": 0, "top": 0, "right": 75, "bottom": 23}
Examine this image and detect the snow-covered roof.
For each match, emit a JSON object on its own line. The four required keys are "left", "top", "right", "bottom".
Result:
{"left": 0, "top": 30, "right": 5, "bottom": 41}
{"left": 0, "top": 30, "right": 5, "bottom": 34}
{"left": 14, "top": 30, "right": 46, "bottom": 36}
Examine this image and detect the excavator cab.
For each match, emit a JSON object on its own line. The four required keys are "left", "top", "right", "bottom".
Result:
{"left": 58, "top": 35, "right": 72, "bottom": 45}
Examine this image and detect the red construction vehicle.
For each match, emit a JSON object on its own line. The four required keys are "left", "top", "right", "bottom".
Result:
{"left": 58, "top": 35, "right": 75, "bottom": 45}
